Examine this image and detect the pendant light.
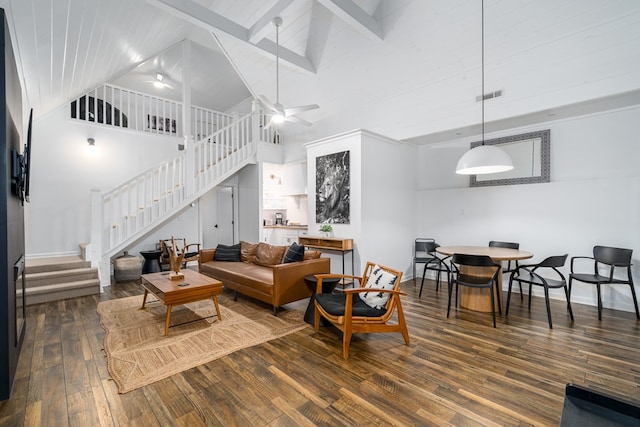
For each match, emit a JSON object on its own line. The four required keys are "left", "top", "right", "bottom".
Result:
{"left": 456, "top": 0, "right": 513, "bottom": 175}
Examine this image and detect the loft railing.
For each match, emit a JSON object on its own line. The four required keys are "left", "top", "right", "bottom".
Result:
{"left": 70, "top": 83, "right": 234, "bottom": 136}
{"left": 90, "top": 112, "right": 265, "bottom": 287}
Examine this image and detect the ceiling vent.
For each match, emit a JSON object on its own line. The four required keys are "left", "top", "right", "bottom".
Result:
{"left": 476, "top": 90, "right": 503, "bottom": 102}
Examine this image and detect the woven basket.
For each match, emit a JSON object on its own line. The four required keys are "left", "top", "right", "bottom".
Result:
{"left": 114, "top": 251, "right": 143, "bottom": 282}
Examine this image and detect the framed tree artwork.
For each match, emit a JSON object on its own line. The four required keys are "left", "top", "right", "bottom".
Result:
{"left": 316, "top": 150, "right": 350, "bottom": 224}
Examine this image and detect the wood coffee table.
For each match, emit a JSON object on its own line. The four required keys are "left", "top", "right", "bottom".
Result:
{"left": 140, "top": 269, "right": 223, "bottom": 336}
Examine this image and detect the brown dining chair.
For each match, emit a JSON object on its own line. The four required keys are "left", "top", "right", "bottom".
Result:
{"left": 314, "top": 262, "right": 409, "bottom": 359}
{"left": 569, "top": 246, "right": 639, "bottom": 321}
{"left": 506, "top": 254, "right": 573, "bottom": 328}
{"left": 448, "top": 254, "right": 502, "bottom": 328}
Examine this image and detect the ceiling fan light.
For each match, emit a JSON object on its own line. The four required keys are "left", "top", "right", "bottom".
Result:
{"left": 153, "top": 81, "right": 164, "bottom": 89}
{"left": 272, "top": 113, "right": 285, "bottom": 124}
{"left": 455, "top": 145, "right": 514, "bottom": 175}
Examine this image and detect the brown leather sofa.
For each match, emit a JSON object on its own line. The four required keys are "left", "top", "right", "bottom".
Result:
{"left": 198, "top": 241, "right": 330, "bottom": 314}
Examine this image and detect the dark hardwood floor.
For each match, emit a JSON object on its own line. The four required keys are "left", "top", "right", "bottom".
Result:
{"left": 1, "top": 277, "right": 639, "bottom": 426}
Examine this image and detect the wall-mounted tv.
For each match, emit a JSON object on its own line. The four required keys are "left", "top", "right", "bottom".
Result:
{"left": 11, "top": 108, "right": 32, "bottom": 204}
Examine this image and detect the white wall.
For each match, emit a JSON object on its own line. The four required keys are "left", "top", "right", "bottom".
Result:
{"left": 417, "top": 106, "right": 640, "bottom": 313}
{"left": 360, "top": 131, "right": 417, "bottom": 278}
{"left": 238, "top": 164, "right": 260, "bottom": 243}
{"left": 306, "top": 131, "right": 362, "bottom": 275}
{"left": 124, "top": 204, "right": 200, "bottom": 261}
{"left": 25, "top": 106, "right": 182, "bottom": 257}
{"left": 305, "top": 130, "right": 418, "bottom": 277}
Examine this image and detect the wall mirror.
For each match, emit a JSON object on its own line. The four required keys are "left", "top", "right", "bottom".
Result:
{"left": 471, "top": 129, "right": 550, "bottom": 187}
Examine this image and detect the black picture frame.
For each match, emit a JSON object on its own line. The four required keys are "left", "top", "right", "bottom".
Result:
{"left": 316, "top": 150, "right": 350, "bottom": 224}
{"left": 147, "top": 114, "right": 176, "bottom": 133}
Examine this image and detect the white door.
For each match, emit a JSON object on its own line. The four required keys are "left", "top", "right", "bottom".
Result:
{"left": 216, "top": 187, "right": 234, "bottom": 245}
{"left": 201, "top": 187, "right": 234, "bottom": 248}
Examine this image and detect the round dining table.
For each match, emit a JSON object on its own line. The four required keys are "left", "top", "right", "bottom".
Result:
{"left": 436, "top": 245, "right": 533, "bottom": 312}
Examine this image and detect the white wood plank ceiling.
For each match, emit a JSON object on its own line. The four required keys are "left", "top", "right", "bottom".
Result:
{"left": 1, "top": 0, "right": 639, "bottom": 144}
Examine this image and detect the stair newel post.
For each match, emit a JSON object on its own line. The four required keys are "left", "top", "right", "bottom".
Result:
{"left": 90, "top": 188, "right": 109, "bottom": 290}
{"left": 182, "top": 39, "right": 195, "bottom": 197}
{"left": 232, "top": 111, "right": 240, "bottom": 163}
{"left": 251, "top": 99, "right": 260, "bottom": 148}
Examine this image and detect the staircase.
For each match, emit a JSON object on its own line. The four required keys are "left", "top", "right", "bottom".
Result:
{"left": 89, "top": 102, "right": 279, "bottom": 289}
{"left": 25, "top": 256, "right": 100, "bottom": 305}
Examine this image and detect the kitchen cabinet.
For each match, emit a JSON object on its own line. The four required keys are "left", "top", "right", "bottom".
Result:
{"left": 282, "top": 162, "right": 307, "bottom": 195}
{"left": 263, "top": 226, "right": 308, "bottom": 245}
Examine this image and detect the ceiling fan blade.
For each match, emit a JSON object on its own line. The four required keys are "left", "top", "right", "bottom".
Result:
{"left": 283, "top": 104, "right": 319, "bottom": 116}
{"left": 264, "top": 117, "right": 274, "bottom": 129}
{"left": 258, "top": 95, "right": 277, "bottom": 113}
{"left": 285, "top": 115, "right": 312, "bottom": 127}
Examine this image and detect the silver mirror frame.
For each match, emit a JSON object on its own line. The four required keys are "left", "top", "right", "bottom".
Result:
{"left": 470, "top": 129, "right": 550, "bottom": 187}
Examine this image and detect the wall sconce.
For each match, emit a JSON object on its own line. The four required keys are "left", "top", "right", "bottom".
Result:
{"left": 270, "top": 174, "right": 283, "bottom": 186}
{"left": 85, "top": 137, "right": 98, "bottom": 157}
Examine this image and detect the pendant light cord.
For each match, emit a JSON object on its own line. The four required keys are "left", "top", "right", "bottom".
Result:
{"left": 481, "top": 0, "right": 485, "bottom": 145}
{"left": 276, "top": 21, "right": 280, "bottom": 105}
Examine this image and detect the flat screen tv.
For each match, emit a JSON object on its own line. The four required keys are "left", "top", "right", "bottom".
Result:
{"left": 11, "top": 107, "right": 32, "bottom": 204}
{"left": 24, "top": 108, "right": 32, "bottom": 202}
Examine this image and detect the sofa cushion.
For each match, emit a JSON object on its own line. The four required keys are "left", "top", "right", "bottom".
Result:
{"left": 214, "top": 243, "right": 241, "bottom": 262}
{"left": 201, "top": 261, "right": 274, "bottom": 294}
{"left": 283, "top": 242, "right": 305, "bottom": 263}
{"left": 358, "top": 264, "right": 398, "bottom": 309}
{"left": 303, "top": 250, "right": 322, "bottom": 260}
{"left": 254, "top": 243, "right": 286, "bottom": 267}
{"left": 316, "top": 293, "right": 386, "bottom": 317}
{"left": 240, "top": 241, "right": 259, "bottom": 263}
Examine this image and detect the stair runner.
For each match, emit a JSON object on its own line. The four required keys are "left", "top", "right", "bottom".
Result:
{"left": 25, "top": 256, "right": 100, "bottom": 305}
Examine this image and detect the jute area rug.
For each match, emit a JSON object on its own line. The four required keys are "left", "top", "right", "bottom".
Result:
{"left": 97, "top": 292, "right": 307, "bottom": 393}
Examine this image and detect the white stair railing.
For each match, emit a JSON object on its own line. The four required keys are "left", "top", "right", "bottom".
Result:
{"left": 90, "top": 113, "right": 262, "bottom": 288}
{"left": 70, "top": 83, "right": 233, "bottom": 136}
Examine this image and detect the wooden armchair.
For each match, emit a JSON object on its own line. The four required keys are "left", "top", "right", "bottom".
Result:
{"left": 159, "top": 237, "right": 201, "bottom": 269}
{"left": 314, "top": 262, "right": 409, "bottom": 359}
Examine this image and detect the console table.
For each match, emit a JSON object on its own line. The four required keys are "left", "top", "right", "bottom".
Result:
{"left": 298, "top": 236, "right": 354, "bottom": 286}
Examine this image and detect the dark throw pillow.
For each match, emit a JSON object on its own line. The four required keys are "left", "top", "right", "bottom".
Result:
{"left": 283, "top": 242, "right": 305, "bottom": 263}
{"left": 214, "top": 243, "right": 241, "bottom": 262}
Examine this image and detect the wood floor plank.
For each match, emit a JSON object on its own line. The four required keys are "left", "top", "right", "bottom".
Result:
{"left": 0, "top": 278, "right": 638, "bottom": 426}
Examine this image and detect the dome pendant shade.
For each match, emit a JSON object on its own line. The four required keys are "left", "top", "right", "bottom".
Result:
{"left": 455, "top": 0, "right": 514, "bottom": 176}
{"left": 455, "top": 145, "right": 514, "bottom": 175}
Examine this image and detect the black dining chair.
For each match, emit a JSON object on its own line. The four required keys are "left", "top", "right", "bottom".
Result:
{"left": 419, "top": 241, "right": 450, "bottom": 296}
{"left": 413, "top": 238, "right": 435, "bottom": 283}
{"left": 506, "top": 254, "right": 574, "bottom": 328}
{"left": 489, "top": 241, "right": 523, "bottom": 299}
{"left": 569, "top": 246, "right": 639, "bottom": 321}
{"left": 448, "top": 254, "right": 502, "bottom": 328}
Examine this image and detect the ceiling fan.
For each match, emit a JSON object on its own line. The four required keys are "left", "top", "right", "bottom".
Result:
{"left": 259, "top": 17, "right": 319, "bottom": 128}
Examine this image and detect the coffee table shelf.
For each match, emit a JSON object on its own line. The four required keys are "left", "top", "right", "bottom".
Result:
{"left": 140, "top": 269, "right": 223, "bottom": 336}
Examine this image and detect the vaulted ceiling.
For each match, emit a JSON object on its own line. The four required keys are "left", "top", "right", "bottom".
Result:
{"left": 1, "top": 0, "right": 639, "bottom": 145}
